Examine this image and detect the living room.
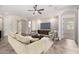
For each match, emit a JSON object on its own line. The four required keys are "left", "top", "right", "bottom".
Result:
{"left": 0, "top": 5, "right": 79, "bottom": 54}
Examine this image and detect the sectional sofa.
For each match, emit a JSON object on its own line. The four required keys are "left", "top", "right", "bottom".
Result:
{"left": 8, "top": 33, "right": 53, "bottom": 54}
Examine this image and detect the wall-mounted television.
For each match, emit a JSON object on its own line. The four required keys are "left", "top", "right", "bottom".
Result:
{"left": 40, "top": 22, "right": 50, "bottom": 29}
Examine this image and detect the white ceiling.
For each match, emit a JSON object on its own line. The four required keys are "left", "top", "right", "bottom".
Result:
{"left": 0, "top": 5, "right": 77, "bottom": 19}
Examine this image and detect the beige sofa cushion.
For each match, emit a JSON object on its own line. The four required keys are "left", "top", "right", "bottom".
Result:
{"left": 26, "top": 40, "right": 45, "bottom": 54}
{"left": 16, "top": 34, "right": 30, "bottom": 44}
{"left": 9, "top": 32, "right": 16, "bottom": 38}
{"left": 8, "top": 36, "right": 28, "bottom": 54}
{"left": 25, "top": 36, "right": 39, "bottom": 42}
{"left": 30, "top": 38, "right": 39, "bottom": 42}
{"left": 41, "top": 37, "right": 53, "bottom": 53}
{"left": 8, "top": 35, "right": 45, "bottom": 54}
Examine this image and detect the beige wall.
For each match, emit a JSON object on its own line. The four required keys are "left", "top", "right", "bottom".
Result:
{"left": 31, "top": 17, "right": 58, "bottom": 32}
{"left": 3, "top": 15, "right": 28, "bottom": 36}
{"left": 0, "top": 17, "right": 2, "bottom": 30}
{"left": 58, "top": 8, "right": 77, "bottom": 40}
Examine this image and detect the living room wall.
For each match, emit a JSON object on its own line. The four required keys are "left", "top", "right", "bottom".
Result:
{"left": 31, "top": 17, "right": 58, "bottom": 32}
{"left": 0, "top": 17, "right": 2, "bottom": 30}
{"left": 3, "top": 15, "right": 28, "bottom": 36}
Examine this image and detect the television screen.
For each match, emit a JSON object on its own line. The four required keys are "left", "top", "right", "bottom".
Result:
{"left": 40, "top": 22, "right": 50, "bottom": 29}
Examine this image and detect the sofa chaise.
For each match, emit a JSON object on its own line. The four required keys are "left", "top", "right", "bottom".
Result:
{"left": 8, "top": 33, "right": 53, "bottom": 54}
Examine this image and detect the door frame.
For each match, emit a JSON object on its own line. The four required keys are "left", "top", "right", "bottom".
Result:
{"left": 61, "top": 9, "right": 78, "bottom": 44}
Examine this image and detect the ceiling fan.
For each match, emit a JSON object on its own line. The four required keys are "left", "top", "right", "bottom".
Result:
{"left": 28, "top": 5, "right": 44, "bottom": 15}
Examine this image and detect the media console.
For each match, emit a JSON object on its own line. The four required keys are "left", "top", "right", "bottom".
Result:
{"left": 38, "top": 29, "right": 50, "bottom": 35}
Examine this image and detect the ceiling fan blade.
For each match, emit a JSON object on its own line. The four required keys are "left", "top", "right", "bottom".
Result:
{"left": 38, "top": 9, "right": 44, "bottom": 11}
{"left": 28, "top": 10, "right": 34, "bottom": 11}
{"left": 38, "top": 11, "right": 42, "bottom": 14}
{"left": 33, "top": 12, "right": 35, "bottom": 15}
{"left": 33, "top": 5, "right": 37, "bottom": 11}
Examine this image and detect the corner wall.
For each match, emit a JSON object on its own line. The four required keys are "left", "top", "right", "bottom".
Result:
{"left": 3, "top": 15, "right": 28, "bottom": 36}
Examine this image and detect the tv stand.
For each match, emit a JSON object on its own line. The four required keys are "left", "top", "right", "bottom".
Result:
{"left": 38, "top": 29, "right": 50, "bottom": 35}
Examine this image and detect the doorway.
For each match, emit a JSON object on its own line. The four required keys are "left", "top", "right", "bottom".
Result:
{"left": 62, "top": 17, "right": 75, "bottom": 40}
{"left": 62, "top": 11, "right": 76, "bottom": 40}
{"left": 17, "top": 19, "right": 28, "bottom": 36}
{"left": 0, "top": 17, "right": 3, "bottom": 39}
